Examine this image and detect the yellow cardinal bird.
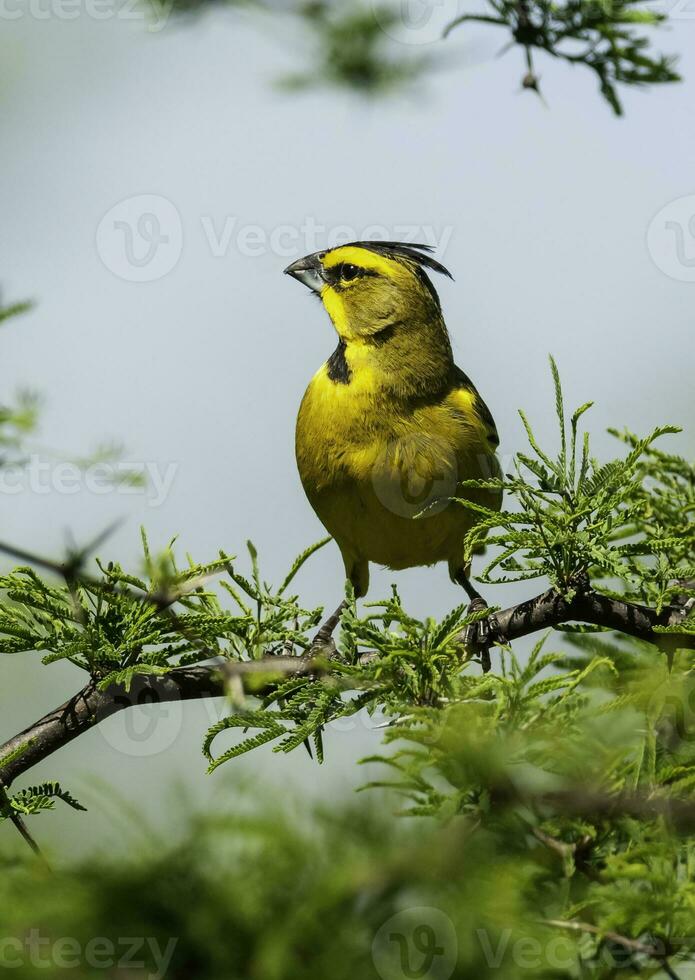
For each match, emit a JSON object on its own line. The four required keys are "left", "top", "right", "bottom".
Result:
{"left": 285, "top": 240, "right": 501, "bottom": 631}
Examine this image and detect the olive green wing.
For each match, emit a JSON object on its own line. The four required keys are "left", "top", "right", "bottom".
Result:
{"left": 449, "top": 365, "right": 500, "bottom": 453}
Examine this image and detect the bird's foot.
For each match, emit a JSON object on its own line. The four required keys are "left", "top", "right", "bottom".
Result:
{"left": 310, "top": 600, "right": 347, "bottom": 656}
{"left": 463, "top": 597, "right": 492, "bottom": 674}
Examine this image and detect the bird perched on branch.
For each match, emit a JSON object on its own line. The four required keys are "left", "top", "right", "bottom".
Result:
{"left": 285, "top": 241, "right": 501, "bottom": 645}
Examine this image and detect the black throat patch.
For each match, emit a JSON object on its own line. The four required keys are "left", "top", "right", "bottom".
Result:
{"left": 326, "top": 340, "right": 350, "bottom": 384}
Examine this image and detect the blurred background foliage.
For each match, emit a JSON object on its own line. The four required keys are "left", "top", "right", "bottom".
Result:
{"left": 0, "top": 796, "right": 587, "bottom": 980}
{"left": 141, "top": 0, "right": 680, "bottom": 113}
{"left": 4, "top": 632, "right": 695, "bottom": 980}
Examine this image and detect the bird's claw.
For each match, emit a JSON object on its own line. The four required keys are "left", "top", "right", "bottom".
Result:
{"left": 463, "top": 597, "right": 492, "bottom": 673}
{"left": 309, "top": 635, "right": 338, "bottom": 660}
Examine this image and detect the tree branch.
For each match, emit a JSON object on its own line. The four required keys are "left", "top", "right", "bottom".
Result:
{"left": 0, "top": 587, "right": 692, "bottom": 789}
{"left": 0, "top": 656, "right": 327, "bottom": 788}
{"left": 484, "top": 585, "right": 693, "bottom": 650}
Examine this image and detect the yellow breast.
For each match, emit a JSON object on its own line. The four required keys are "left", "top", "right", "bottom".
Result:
{"left": 295, "top": 364, "right": 500, "bottom": 571}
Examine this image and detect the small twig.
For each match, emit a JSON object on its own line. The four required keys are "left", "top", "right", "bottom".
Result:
{"left": 542, "top": 918, "right": 681, "bottom": 976}
{"left": 542, "top": 917, "right": 657, "bottom": 956}
{"left": 0, "top": 780, "right": 50, "bottom": 869}
{"left": 531, "top": 826, "right": 574, "bottom": 858}
{"left": 223, "top": 654, "right": 327, "bottom": 682}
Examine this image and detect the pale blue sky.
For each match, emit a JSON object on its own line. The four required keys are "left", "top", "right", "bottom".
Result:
{"left": 1, "top": 4, "right": 694, "bottom": 854}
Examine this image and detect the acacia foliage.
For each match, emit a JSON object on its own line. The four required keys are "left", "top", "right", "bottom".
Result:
{"left": 1, "top": 300, "right": 694, "bottom": 975}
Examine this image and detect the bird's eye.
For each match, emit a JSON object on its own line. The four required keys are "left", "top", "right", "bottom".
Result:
{"left": 340, "top": 263, "right": 361, "bottom": 282}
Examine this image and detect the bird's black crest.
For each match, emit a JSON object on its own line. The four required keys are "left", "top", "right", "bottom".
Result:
{"left": 338, "top": 241, "right": 453, "bottom": 281}
{"left": 337, "top": 241, "right": 452, "bottom": 310}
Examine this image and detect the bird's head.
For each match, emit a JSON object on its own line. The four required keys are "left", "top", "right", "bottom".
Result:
{"left": 284, "top": 241, "right": 453, "bottom": 344}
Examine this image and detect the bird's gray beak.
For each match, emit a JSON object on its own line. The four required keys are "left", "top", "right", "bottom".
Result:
{"left": 283, "top": 253, "right": 325, "bottom": 294}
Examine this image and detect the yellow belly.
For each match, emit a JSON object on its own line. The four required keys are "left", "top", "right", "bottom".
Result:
{"left": 307, "top": 479, "right": 481, "bottom": 570}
